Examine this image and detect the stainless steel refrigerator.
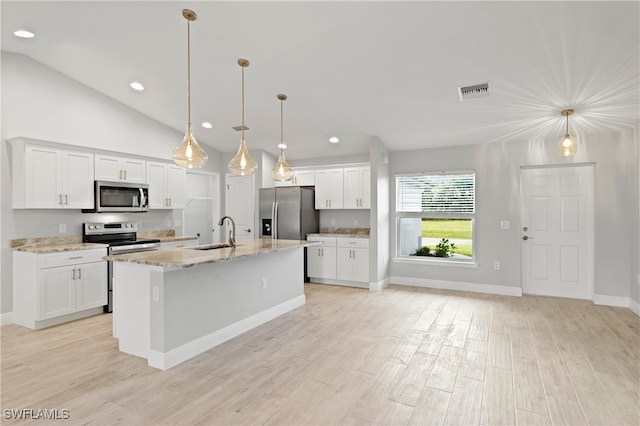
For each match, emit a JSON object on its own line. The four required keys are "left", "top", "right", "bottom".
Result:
{"left": 259, "top": 186, "right": 319, "bottom": 240}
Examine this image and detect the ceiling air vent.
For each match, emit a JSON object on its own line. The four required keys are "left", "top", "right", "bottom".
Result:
{"left": 458, "top": 82, "right": 490, "bottom": 101}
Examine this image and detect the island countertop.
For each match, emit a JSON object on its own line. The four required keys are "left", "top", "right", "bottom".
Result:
{"left": 105, "top": 238, "right": 316, "bottom": 270}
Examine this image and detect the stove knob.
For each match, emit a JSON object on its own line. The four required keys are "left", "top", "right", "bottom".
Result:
{"left": 88, "top": 225, "right": 94, "bottom": 230}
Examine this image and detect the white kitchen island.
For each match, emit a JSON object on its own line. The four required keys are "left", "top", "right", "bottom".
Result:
{"left": 106, "top": 239, "right": 314, "bottom": 370}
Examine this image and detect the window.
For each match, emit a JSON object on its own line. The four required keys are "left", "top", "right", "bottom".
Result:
{"left": 396, "top": 172, "right": 475, "bottom": 261}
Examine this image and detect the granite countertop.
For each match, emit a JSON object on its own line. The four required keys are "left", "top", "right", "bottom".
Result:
{"left": 138, "top": 230, "right": 199, "bottom": 243}
{"left": 307, "top": 227, "right": 370, "bottom": 239}
{"left": 105, "top": 238, "right": 317, "bottom": 269}
{"left": 11, "top": 236, "right": 107, "bottom": 253}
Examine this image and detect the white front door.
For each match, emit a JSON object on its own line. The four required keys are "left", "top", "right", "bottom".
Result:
{"left": 521, "top": 165, "right": 594, "bottom": 299}
{"left": 225, "top": 174, "right": 255, "bottom": 241}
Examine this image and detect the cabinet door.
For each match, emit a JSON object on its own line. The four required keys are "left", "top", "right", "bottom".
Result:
{"left": 336, "top": 247, "right": 353, "bottom": 281}
{"left": 122, "top": 158, "right": 146, "bottom": 183}
{"left": 95, "top": 154, "right": 123, "bottom": 181}
{"left": 315, "top": 169, "right": 343, "bottom": 209}
{"left": 63, "top": 150, "right": 94, "bottom": 208}
{"left": 307, "top": 246, "right": 324, "bottom": 278}
{"left": 25, "top": 145, "right": 62, "bottom": 208}
{"left": 38, "top": 266, "right": 76, "bottom": 320}
{"left": 146, "top": 161, "right": 167, "bottom": 208}
{"left": 76, "top": 262, "right": 107, "bottom": 311}
{"left": 293, "top": 170, "right": 315, "bottom": 186}
{"left": 352, "top": 248, "right": 370, "bottom": 282}
{"left": 321, "top": 246, "right": 337, "bottom": 279}
{"left": 360, "top": 167, "right": 371, "bottom": 209}
{"left": 344, "top": 168, "right": 362, "bottom": 209}
{"left": 166, "top": 165, "right": 186, "bottom": 208}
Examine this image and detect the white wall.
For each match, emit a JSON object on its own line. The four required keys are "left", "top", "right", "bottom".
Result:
{"left": 1, "top": 52, "right": 224, "bottom": 314}
{"left": 370, "top": 137, "right": 390, "bottom": 287}
{"left": 390, "top": 128, "right": 639, "bottom": 300}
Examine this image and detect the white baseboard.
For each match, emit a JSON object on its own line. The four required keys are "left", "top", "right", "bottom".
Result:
{"left": 390, "top": 276, "right": 523, "bottom": 297}
{"left": 308, "top": 278, "right": 368, "bottom": 289}
{"left": 0, "top": 311, "right": 14, "bottom": 326}
{"left": 148, "top": 295, "right": 306, "bottom": 370}
{"left": 593, "top": 294, "right": 640, "bottom": 316}
{"left": 629, "top": 298, "right": 640, "bottom": 316}
{"left": 369, "top": 277, "right": 391, "bottom": 292}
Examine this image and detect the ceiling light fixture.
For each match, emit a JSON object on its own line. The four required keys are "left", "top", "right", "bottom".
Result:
{"left": 228, "top": 59, "right": 258, "bottom": 176}
{"left": 271, "top": 94, "right": 294, "bottom": 182}
{"left": 173, "top": 9, "right": 208, "bottom": 169}
{"left": 129, "top": 81, "right": 144, "bottom": 91}
{"left": 14, "top": 30, "right": 35, "bottom": 38}
{"left": 201, "top": 122, "right": 213, "bottom": 129}
{"left": 329, "top": 137, "right": 340, "bottom": 144}
{"left": 559, "top": 109, "right": 577, "bottom": 157}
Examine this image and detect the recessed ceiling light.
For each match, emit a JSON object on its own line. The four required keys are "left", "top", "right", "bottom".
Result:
{"left": 14, "top": 30, "right": 35, "bottom": 38}
{"left": 129, "top": 81, "right": 144, "bottom": 91}
{"left": 277, "top": 143, "right": 287, "bottom": 149}
{"left": 329, "top": 137, "right": 340, "bottom": 144}
{"left": 201, "top": 122, "right": 213, "bottom": 129}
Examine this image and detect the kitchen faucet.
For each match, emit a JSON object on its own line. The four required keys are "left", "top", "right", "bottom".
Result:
{"left": 218, "top": 216, "right": 236, "bottom": 247}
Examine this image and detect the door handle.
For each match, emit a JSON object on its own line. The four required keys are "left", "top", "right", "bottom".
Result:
{"left": 246, "top": 229, "right": 251, "bottom": 233}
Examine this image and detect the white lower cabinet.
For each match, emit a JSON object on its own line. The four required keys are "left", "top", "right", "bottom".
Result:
{"left": 14, "top": 248, "right": 107, "bottom": 329}
{"left": 307, "top": 236, "right": 369, "bottom": 287}
{"left": 307, "top": 237, "right": 337, "bottom": 280}
{"left": 336, "top": 238, "right": 370, "bottom": 282}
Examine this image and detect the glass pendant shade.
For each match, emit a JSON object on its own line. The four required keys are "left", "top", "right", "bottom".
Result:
{"left": 559, "top": 134, "right": 577, "bottom": 157}
{"left": 228, "top": 138, "right": 258, "bottom": 175}
{"left": 174, "top": 123, "right": 208, "bottom": 168}
{"left": 271, "top": 149, "right": 294, "bottom": 181}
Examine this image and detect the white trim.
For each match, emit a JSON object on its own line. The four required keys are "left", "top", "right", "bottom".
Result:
{"left": 391, "top": 276, "right": 522, "bottom": 297}
{"left": 393, "top": 257, "right": 479, "bottom": 268}
{"left": 148, "top": 295, "right": 305, "bottom": 370}
{"left": 369, "top": 277, "right": 391, "bottom": 292}
{"left": 308, "top": 278, "right": 368, "bottom": 289}
{"left": 629, "top": 298, "right": 640, "bottom": 316}
{"left": 592, "top": 294, "right": 630, "bottom": 308}
{"left": 0, "top": 311, "right": 14, "bottom": 326}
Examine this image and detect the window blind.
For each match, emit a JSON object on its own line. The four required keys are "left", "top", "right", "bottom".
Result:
{"left": 396, "top": 173, "right": 475, "bottom": 213}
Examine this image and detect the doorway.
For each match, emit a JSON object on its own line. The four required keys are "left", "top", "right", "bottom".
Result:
{"left": 184, "top": 171, "right": 219, "bottom": 245}
{"left": 225, "top": 173, "right": 255, "bottom": 241}
{"left": 520, "top": 165, "right": 594, "bottom": 299}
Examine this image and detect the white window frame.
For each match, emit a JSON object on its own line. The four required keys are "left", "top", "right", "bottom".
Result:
{"left": 395, "top": 171, "right": 476, "bottom": 264}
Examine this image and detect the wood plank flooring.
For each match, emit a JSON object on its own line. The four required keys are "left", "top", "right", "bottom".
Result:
{"left": 1, "top": 283, "right": 638, "bottom": 425}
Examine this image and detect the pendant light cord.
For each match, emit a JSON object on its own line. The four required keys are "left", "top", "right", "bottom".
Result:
{"left": 280, "top": 99, "right": 284, "bottom": 147}
{"left": 241, "top": 66, "right": 245, "bottom": 140}
{"left": 565, "top": 113, "right": 569, "bottom": 135}
{"left": 187, "top": 19, "right": 191, "bottom": 126}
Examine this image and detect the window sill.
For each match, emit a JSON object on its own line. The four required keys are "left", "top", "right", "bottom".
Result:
{"left": 393, "top": 256, "right": 479, "bottom": 268}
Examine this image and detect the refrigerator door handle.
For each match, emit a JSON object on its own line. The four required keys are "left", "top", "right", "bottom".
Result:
{"left": 274, "top": 201, "right": 279, "bottom": 239}
{"left": 271, "top": 202, "right": 276, "bottom": 239}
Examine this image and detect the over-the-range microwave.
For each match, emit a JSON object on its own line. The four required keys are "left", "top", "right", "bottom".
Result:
{"left": 82, "top": 181, "right": 149, "bottom": 213}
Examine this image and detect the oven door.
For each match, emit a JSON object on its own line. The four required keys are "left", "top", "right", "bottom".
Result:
{"left": 92, "top": 181, "right": 149, "bottom": 213}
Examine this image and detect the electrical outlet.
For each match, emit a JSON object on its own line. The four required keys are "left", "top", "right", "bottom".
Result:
{"left": 493, "top": 261, "right": 501, "bottom": 270}
{"left": 167, "top": 219, "right": 172, "bottom": 228}
{"left": 500, "top": 220, "right": 510, "bottom": 230}
{"left": 261, "top": 278, "right": 267, "bottom": 290}
{"left": 152, "top": 286, "right": 159, "bottom": 301}
{"left": 59, "top": 224, "right": 67, "bottom": 233}
{"left": 174, "top": 220, "right": 182, "bottom": 227}
{"left": 330, "top": 218, "right": 336, "bottom": 226}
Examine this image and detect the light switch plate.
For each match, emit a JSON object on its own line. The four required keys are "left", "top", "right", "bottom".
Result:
{"left": 500, "top": 220, "right": 510, "bottom": 229}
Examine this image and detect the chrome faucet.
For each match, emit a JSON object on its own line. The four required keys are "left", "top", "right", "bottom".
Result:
{"left": 218, "top": 216, "right": 236, "bottom": 247}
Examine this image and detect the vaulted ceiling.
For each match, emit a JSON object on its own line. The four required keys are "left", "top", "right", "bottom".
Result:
{"left": 2, "top": 1, "right": 639, "bottom": 160}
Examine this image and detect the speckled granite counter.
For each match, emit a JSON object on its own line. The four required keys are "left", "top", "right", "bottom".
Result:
{"left": 307, "top": 227, "right": 370, "bottom": 239}
{"left": 11, "top": 236, "right": 107, "bottom": 253}
{"left": 138, "top": 230, "right": 199, "bottom": 243}
{"left": 106, "top": 238, "right": 315, "bottom": 269}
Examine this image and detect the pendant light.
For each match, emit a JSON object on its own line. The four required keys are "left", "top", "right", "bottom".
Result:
{"left": 271, "top": 94, "right": 294, "bottom": 182}
{"left": 173, "top": 9, "right": 208, "bottom": 169}
{"left": 559, "top": 109, "right": 577, "bottom": 157}
{"left": 228, "top": 59, "right": 258, "bottom": 176}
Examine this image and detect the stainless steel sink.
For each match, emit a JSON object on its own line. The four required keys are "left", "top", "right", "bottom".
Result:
{"left": 187, "top": 243, "right": 234, "bottom": 251}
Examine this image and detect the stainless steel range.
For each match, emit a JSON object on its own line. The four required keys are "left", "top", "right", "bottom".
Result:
{"left": 83, "top": 222, "right": 160, "bottom": 312}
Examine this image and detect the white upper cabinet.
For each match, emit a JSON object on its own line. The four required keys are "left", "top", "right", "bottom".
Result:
{"left": 146, "top": 161, "right": 186, "bottom": 209}
{"left": 11, "top": 140, "right": 94, "bottom": 209}
{"left": 315, "top": 168, "right": 344, "bottom": 209}
{"left": 344, "top": 166, "right": 371, "bottom": 209}
{"left": 95, "top": 154, "right": 145, "bottom": 183}
{"left": 273, "top": 168, "right": 316, "bottom": 187}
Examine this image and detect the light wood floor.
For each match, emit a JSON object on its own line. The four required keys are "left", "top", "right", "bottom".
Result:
{"left": 1, "top": 283, "right": 639, "bottom": 425}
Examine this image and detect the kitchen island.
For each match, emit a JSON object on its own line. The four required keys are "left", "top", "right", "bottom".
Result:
{"left": 106, "top": 239, "right": 314, "bottom": 370}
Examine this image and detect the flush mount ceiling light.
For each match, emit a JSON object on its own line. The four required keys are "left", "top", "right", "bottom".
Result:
{"left": 201, "top": 121, "right": 213, "bottom": 129}
{"left": 173, "top": 9, "right": 208, "bottom": 169}
{"left": 14, "top": 30, "right": 35, "bottom": 38}
{"left": 271, "top": 94, "right": 294, "bottom": 182}
{"left": 559, "top": 109, "right": 577, "bottom": 157}
{"left": 329, "top": 137, "right": 340, "bottom": 144}
{"left": 228, "top": 59, "right": 258, "bottom": 176}
{"left": 129, "top": 81, "right": 144, "bottom": 91}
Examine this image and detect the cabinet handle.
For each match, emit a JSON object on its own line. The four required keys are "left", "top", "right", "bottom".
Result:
{"left": 169, "top": 198, "right": 172, "bottom": 207}
{"left": 329, "top": 199, "right": 332, "bottom": 208}
{"left": 58, "top": 194, "right": 63, "bottom": 205}
{"left": 65, "top": 194, "right": 68, "bottom": 205}
{"left": 72, "top": 269, "right": 76, "bottom": 280}
{"left": 119, "top": 170, "right": 123, "bottom": 180}
{"left": 78, "top": 268, "right": 82, "bottom": 279}
{"left": 124, "top": 170, "right": 127, "bottom": 180}
{"left": 69, "top": 256, "right": 83, "bottom": 260}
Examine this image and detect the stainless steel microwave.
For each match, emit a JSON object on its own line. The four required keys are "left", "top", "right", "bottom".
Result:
{"left": 83, "top": 181, "right": 149, "bottom": 213}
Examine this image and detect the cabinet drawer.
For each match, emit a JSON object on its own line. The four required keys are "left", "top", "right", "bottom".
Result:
{"left": 307, "top": 236, "right": 337, "bottom": 247}
{"left": 38, "top": 248, "right": 106, "bottom": 269}
{"left": 337, "top": 238, "right": 369, "bottom": 249}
